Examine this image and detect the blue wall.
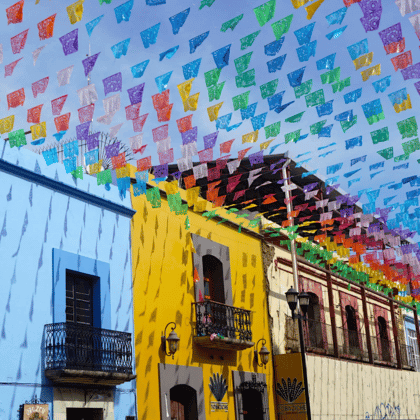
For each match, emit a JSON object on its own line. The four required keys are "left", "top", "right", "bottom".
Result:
{"left": 0, "top": 144, "right": 136, "bottom": 420}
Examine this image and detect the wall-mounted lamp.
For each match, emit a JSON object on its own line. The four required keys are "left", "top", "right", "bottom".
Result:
{"left": 254, "top": 338, "right": 270, "bottom": 368}
{"left": 285, "top": 286, "right": 309, "bottom": 319}
{"left": 161, "top": 322, "right": 180, "bottom": 359}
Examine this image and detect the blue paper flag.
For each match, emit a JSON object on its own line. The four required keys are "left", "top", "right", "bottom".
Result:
{"left": 183, "top": 59, "right": 201, "bottom": 80}
{"left": 240, "top": 103, "right": 257, "bottom": 120}
{"left": 370, "top": 161, "right": 384, "bottom": 171}
{"left": 302, "top": 170, "right": 318, "bottom": 177}
{"left": 269, "top": 144, "right": 283, "bottom": 154}
{"left": 140, "top": 23, "right": 161, "bottom": 48}
{"left": 394, "top": 163, "right": 409, "bottom": 170}
{"left": 334, "top": 110, "right": 353, "bottom": 122}
{"left": 297, "top": 41, "right": 317, "bottom": 62}
{"left": 351, "top": 155, "right": 367, "bottom": 166}
{"left": 114, "top": 0, "right": 134, "bottom": 23}
{"left": 146, "top": 0, "right": 166, "bottom": 4}
{"left": 155, "top": 71, "right": 173, "bottom": 93}
{"left": 267, "top": 55, "right": 287, "bottom": 73}
{"left": 388, "top": 88, "right": 407, "bottom": 105}
{"left": 216, "top": 114, "right": 232, "bottom": 130}
{"left": 159, "top": 46, "right": 179, "bottom": 61}
{"left": 131, "top": 60, "right": 149, "bottom": 78}
{"left": 384, "top": 196, "right": 396, "bottom": 205}
{"left": 296, "top": 133, "right": 308, "bottom": 142}
{"left": 347, "top": 39, "right": 368, "bottom": 61}
{"left": 31, "top": 138, "right": 45, "bottom": 146}
{"left": 169, "top": 8, "right": 190, "bottom": 34}
{"left": 345, "top": 136, "right": 362, "bottom": 149}
{"left": 212, "top": 45, "right": 231, "bottom": 69}
{"left": 327, "top": 163, "right": 343, "bottom": 175}
{"left": 362, "top": 99, "right": 382, "bottom": 118}
{"left": 85, "top": 149, "right": 99, "bottom": 165}
{"left": 264, "top": 38, "right": 285, "bottom": 56}
{"left": 318, "top": 124, "right": 333, "bottom": 138}
{"left": 111, "top": 38, "right": 130, "bottom": 59}
{"left": 251, "top": 113, "right": 267, "bottom": 131}
{"left": 319, "top": 151, "right": 335, "bottom": 158}
{"left": 226, "top": 122, "right": 242, "bottom": 132}
{"left": 189, "top": 31, "right": 210, "bottom": 53}
{"left": 267, "top": 91, "right": 285, "bottom": 110}
{"left": 53, "top": 131, "right": 66, "bottom": 142}
{"left": 64, "top": 156, "right": 77, "bottom": 173}
{"left": 326, "top": 26, "right": 347, "bottom": 40}
{"left": 295, "top": 158, "right": 311, "bottom": 167}
{"left": 370, "top": 171, "right": 384, "bottom": 179}
{"left": 344, "top": 169, "right": 361, "bottom": 178}
{"left": 326, "top": 7, "right": 347, "bottom": 25}
{"left": 316, "top": 53, "right": 336, "bottom": 70}
{"left": 86, "top": 15, "right": 104, "bottom": 37}
{"left": 318, "top": 142, "right": 336, "bottom": 150}
{"left": 372, "top": 76, "right": 391, "bottom": 93}
{"left": 287, "top": 67, "right": 305, "bottom": 87}
{"left": 316, "top": 100, "right": 334, "bottom": 117}
{"left": 274, "top": 101, "right": 294, "bottom": 114}
{"left": 294, "top": 22, "right": 315, "bottom": 46}
{"left": 326, "top": 176, "right": 340, "bottom": 185}
{"left": 344, "top": 88, "right": 362, "bottom": 104}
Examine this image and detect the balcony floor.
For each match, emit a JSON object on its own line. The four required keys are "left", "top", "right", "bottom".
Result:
{"left": 194, "top": 335, "right": 254, "bottom": 350}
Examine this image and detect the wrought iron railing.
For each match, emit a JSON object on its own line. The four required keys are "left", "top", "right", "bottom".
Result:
{"left": 193, "top": 301, "right": 252, "bottom": 342}
{"left": 44, "top": 323, "right": 133, "bottom": 374}
{"left": 399, "top": 343, "right": 415, "bottom": 369}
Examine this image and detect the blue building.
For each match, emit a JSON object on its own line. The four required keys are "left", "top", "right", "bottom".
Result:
{"left": 0, "top": 143, "right": 136, "bottom": 420}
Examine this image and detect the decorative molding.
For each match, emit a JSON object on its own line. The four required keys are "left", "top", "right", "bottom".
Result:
{"left": 0, "top": 158, "right": 135, "bottom": 218}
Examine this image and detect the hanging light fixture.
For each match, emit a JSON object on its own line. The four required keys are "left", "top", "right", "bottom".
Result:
{"left": 161, "top": 322, "right": 180, "bottom": 359}
{"left": 254, "top": 338, "right": 270, "bottom": 367}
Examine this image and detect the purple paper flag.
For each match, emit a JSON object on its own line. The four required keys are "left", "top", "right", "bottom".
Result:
{"left": 127, "top": 83, "right": 145, "bottom": 105}
{"left": 154, "top": 163, "right": 168, "bottom": 178}
{"left": 203, "top": 132, "right": 218, "bottom": 149}
{"left": 358, "top": 0, "right": 382, "bottom": 16}
{"left": 401, "top": 62, "right": 420, "bottom": 80}
{"left": 379, "top": 23, "right": 402, "bottom": 46}
{"left": 249, "top": 150, "right": 264, "bottom": 166}
{"left": 87, "top": 132, "right": 100, "bottom": 151}
{"left": 76, "top": 122, "right": 91, "bottom": 141}
{"left": 360, "top": 10, "right": 381, "bottom": 32}
{"left": 181, "top": 127, "right": 198, "bottom": 145}
{"left": 82, "top": 53, "right": 100, "bottom": 77}
{"left": 105, "top": 141, "right": 121, "bottom": 158}
{"left": 59, "top": 29, "right": 79, "bottom": 56}
{"left": 103, "top": 73, "right": 123, "bottom": 96}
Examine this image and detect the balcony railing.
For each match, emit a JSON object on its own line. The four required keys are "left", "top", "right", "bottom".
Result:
{"left": 192, "top": 301, "right": 253, "bottom": 349}
{"left": 285, "top": 315, "right": 415, "bottom": 369}
{"left": 44, "top": 323, "right": 133, "bottom": 374}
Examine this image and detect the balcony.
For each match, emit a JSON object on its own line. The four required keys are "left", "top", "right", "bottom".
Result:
{"left": 285, "top": 315, "right": 415, "bottom": 370}
{"left": 44, "top": 323, "right": 136, "bottom": 386}
{"left": 192, "top": 301, "right": 254, "bottom": 350}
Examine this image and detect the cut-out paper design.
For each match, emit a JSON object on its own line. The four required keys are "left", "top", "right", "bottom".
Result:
{"left": 38, "top": 14, "right": 56, "bottom": 40}
{"left": 183, "top": 59, "right": 201, "bottom": 80}
{"left": 42, "top": 148, "right": 59, "bottom": 166}
{"left": 82, "top": 53, "right": 100, "bottom": 77}
{"left": 240, "top": 31, "right": 260, "bottom": 50}
{"left": 391, "top": 51, "right": 412, "bottom": 71}
{"left": 57, "top": 65, "right": 74, "bottom": 86}
{"left": 253, "top": 0, "right": 276, "bottom": 27}
{"left": 155, "top": 72, "right": 172, "bottom": 93}
{"left": 140, "top": 23, "right": 160, "bottom": 48}
{"left": 221, "top": 14, "right": 243, "bottom": 32}
{"left": 297, "top": 40, "right": 317, "bottom": 62}
{"left": 316, "top": 53, "right": 335, "bottom": 70}
{"left": 7, "top": 1, "right": 24, "bottom": 24}
{"left": 32, "top": 45, "right": 45, "bottom": 66}
{"left": 232, "top": 91, "right": 250, "bottom": 111}
{"left": 8, "top": 129, "right": 26, "bottom": 148}
{"left": 0, "top": 116, "right": 15, "bottom": 134}
{"left": 267, "top": 55, "right": 286, "bottom": 73}
{"left": 60, "top": 29, "right": 79, "bottom": 55}
{"left": 78, "top": 103, "right": 94, "bottom": 123}
{"left": 77, "top": 84, "right": 98, "bottom": 106}
{"left": 305, "top": 0, "right": 324, "bottom": 20}
{"left": 160, "top": 46, "right": 179, "bottom": 61}
{"left": 264, "top": 38, "right": 285, "bottom": 56}
{"left": 212, "top": 45, "right": 231, "bottom": 69}
{"left": 11, "top": 29, "right": 29, "bottom": 54}
{"left": 7, "top": 88, "right": 25, "bottom": 109}
{"left": 189, "top": 31, "right": 209, "bottom": 53}
{"left": 128, "top": 83, "right": 145, "bottom": 105}
{"left": 27, "top": 105, "right": 43, "bottom": 124}
{"left": 67, "top": 0, "right": 84, "bottom": 25}
{"left": 260, "top": 79, "right": 278, "bottom": 99}
{"left": 103, "top": 73, "right": 122, "bottom": 95}
{"left": 344, "top": 88, "right": 362, "bottom": 104}
{"left": 86, "top": 15, "right": 104, "bottom": 36}
{"left": 32, "top": 77, "right": 49, "bottom": 98}
{"left": 131, "top": 60, "right": 149, "bottom": 78}
{"left": 169, "top": 8, "right": 190, "bottom": 34}
{"left": 271, "top": 14, "right": 293, "bottom": 39}
{"left": 326, "top": 7, "right": 347, "bottom": 25}
{"left": 294, "top": 22, "right": 315, "bottom": 45}
{"left": 114, "top": 0, "right": 134, "bottom": 23}
{"left": 326, "top": 26, "right": 347, "bottom": 39}
{"left": 5, "top": 58, "right": 22, "bottom": 77}
{"left": 30, "top": 121, "right": 46, "bottom": 140}
{"left": 111, "top": 38, "right": 130, "bottom": 58}
{"left": 54, "top": 113, "right": 70, "bottom": 132}
{"left": 236, "top": 69, "right": 256, "bottom": 87}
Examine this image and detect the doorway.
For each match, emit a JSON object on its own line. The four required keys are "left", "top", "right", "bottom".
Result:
{"left": 345, "top": 305, "right": 360, "bottom": 355}
{"left": 378, "top": 316, "right": 391, "bottom": 362}
{"left": 170, "top": 385, "right": 198, "bottom": 420}
{"left": 241, "top": 389, "right": 264, "bottom": 420}
{"left": 306, "top": 293, "right": 324, "bottom": 349}
{"left": 67, "top": 408, "right": 103, "bottom": 420}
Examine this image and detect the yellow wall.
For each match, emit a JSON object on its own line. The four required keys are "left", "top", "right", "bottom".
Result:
{"left": 130, "top": 180, "right": 276, "bottom": 420}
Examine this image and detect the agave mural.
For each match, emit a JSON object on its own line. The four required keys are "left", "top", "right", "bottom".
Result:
{"left": 276, "top": 377, "right": 305, "bottom": 403}
{"left": 209, "top": 373, "right": 228, "bottom": 402}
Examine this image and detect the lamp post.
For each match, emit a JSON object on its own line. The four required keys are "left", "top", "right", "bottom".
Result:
{"left": 285, "top": 286, "right": 312, "bottom": 420}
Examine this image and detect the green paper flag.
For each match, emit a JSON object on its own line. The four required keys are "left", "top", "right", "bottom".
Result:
{"left": 341, "top": 115, "right": 357, "bottom": 133}
{"left": 397, "top": 116, "right": 418, "bottom": 139}
{"left": 99, "top": 0, "right": 112, "bottom": 4}
{"left": 260, "top": 79, "right": 278, "bottom": 99}
{"left": 253, "top": 0, "right": 276, "bottom": 27}
{"left": 221, "top": 14, "right": 243, "bottom": 32}
{"left": 332, "top": 77, "right": 351, "bottom": 93}
{"left": 394, "top": 153, "right": 409, "bottom": 163}
{"left": 370, "top": 127, "right": 389, "bottom": 144}
{"left": 285, "top": 111, "right": 305, "bottom": 123}
{"left": 72, "top": 166, "right": 84, "bottom": 180}
{"left": 285, "top": 129, "right": 301, "bottom": 144}
{"left": 377, "top": 146, "right": 394, "bottom": 160}
{"left": 402, "top": 137, "right": 420, "bottom": 155}
{"left": 97, "top": 169, "right": 112, "bottom": 185}
{"left": 232, "top": 91, "right": 250, "bottom": 110}
{"left": 321, "top": 67, "right": 341, "bottom": 84}
{"left": 146, "top": 186, "right": 161, "bottom": 208}
{"left": 208, "top": 82, "right": 225, "bottom": 101}
{"left": 305, "top": 89, "right": 325, "bottom": 107}
{"left": 294, "top": 79, "right": 312, "bottom": 98}
{"left": 8, "top": 129, "right": 26, "bottom": 148}
{"left": 310, "top": 120, "right": 327, "bottom": 134}
{"left": 204, "top": 68, "right": 221, "bottom": 87}
{"left": 240, "top": 31, "right": 261, "bottom": 50}
{"left": 199, "top": 0, "right": 216, "bottom": 10}
{"left": 367, "top": 111, "right": 385, "bottom": 125}
{"left": 235, "top": 69, "right": 256, "bottom": 88}
{"left": 234, "top": 52, "right": 253, "bottom": 74}
{"left": 264, "top": 121, "right": 281, "bottom": 138}
{"left": 271, "top": 14, "right": 293, "bottom": 40}
{"left": 185, "top": 216, "right": 190, "bottom": 230}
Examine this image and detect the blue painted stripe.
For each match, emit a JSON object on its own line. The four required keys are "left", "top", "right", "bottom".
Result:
{"left": 0, "top": 158, "right": 135, "bottom": 218}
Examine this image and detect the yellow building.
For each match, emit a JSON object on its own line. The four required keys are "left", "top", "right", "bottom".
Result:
{"left": 130, "top": 176, "right": 276, "bottom": 420}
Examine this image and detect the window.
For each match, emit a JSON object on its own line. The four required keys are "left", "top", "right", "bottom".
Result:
{"left": 202, "top": 255, "right": 224, "bottom": 303}
{"left": 307, "top": 293, "right": 324, "bottom": 349}
{"left": 378, "top": 316, "right": 390, "bottom": 362}
{"left": 407, "top": 328, "right": 420, "bottom": 371}
{"left": 345, "top": 305, "right": 360, "bottom": 354}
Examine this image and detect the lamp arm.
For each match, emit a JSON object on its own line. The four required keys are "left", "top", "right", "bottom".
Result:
{"left": 162, "top": 322, "right": 177, "bottom": 357}
{"left": 254, "top": 338, "right": 267, "bottom": 367}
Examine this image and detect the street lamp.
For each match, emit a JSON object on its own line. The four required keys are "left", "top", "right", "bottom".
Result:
{"left": 254, "top": 338, "right": 270, "bottom": 368}
{"left": 161, "top": 322, "right": 180, "bottom": 359}
{"left": 285, "top": 286, "right": 312, "bottom": 420}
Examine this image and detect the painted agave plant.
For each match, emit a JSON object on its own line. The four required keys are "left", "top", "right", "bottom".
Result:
{"left": 276, "top": 377, "right": 304, "bottom": 403}
{"left": 209, "top": 373, "right": 228, "bottom": 402}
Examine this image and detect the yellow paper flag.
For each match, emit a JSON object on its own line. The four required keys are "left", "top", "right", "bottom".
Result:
{"left": 260, "top": 139, "right": 274, "bottom": 150}
{"left": 193, "top": 199, "right": 207, "bottom": 212}
{"left": 187, "top": 186, "right": 200, "bottom": 207}
{"left": 295, "top": 237, "right": 309, "bottom": 243}
{"left": 394, "top": 95, "right": 412, "bottom": 113}
{"left": 0, "top": 115, "right": 14, "bottom": 134}
{"left": 67, "top": 0, "right": 84, "bottom": 25}
{"left": 305, "top": 0, "right": 325, "bottom": 19}
{"left": 207, "top": 102, "right": 223, "bottom": 122}
{"left": 183, "top": 93, "right": 200, "bottom": 112}
{"left": 177, "top": 79, "right": 194, "bottom": 102}
{"left": 361, "top": 63, "right": 381, "bottom": 81}
{"left": 242, "top": 130, "right": 259, "bottom": 143}
{"left": 89, "top": 160, "right": 103, "bottom": 175}
{"left": 291, "top": 0, "right": 310, "bottom": 9}
{"left": 353, "top": 52, "right": 373, "bottom": 70}
{"left": 165, "top": 179, "right": 179, "bottom": 195}
{"left": 30, "top": 121, "right": 47, "bottom": 140}
{"left": 116, "top": 165, "right": 130, "bottom": 178}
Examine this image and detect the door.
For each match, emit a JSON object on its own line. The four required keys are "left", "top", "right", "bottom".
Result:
{"left": 67, "top": 408, "right": 103, "bottom": 420}
{"left": 378, "top": 316, "right": 391, "bottom": 362}
{"left": 170, "top": 385, "right": 198, "bottom": 420}
{"left": 241, "top": 389, "right": 264, "bottom": 420}
{"left": 306, "top": 293, "right": 324, "bottom": 349}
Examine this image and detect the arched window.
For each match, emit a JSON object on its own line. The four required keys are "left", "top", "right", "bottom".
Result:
{"left": 378, "top": 316, "right": 390, "bottom": 362}
{"left": 202, "top": 255, "right": 224, "bottom": 303}
{"left": 307, "top": 293, "right": 324, "bottom": 349}
{"left": 241, "top": 388, "right": 264, "bottom": 420}
{"left": 170, "top": 384, "right": 198, "bottom": 420}
{"left": 345, "top": 305, "right": 360, "bottom": 353}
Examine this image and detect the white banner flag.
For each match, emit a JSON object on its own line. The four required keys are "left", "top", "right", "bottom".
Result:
{"left": 58, "top": 65, "right": 75, "bottom": 87}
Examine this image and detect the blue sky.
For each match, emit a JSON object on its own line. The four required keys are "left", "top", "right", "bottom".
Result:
{"left": 2, "top": 0, "right": 420, "bottom": 223}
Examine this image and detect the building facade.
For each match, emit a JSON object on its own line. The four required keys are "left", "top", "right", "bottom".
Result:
{"left": 0, "top": 145, "right": 137, "bottom": 420}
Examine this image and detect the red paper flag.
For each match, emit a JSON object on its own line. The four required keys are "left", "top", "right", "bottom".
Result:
{"left": 198, "top": 148, "right": 213, "bottom": 163}
{"left": 5, "top": 58, "right": 22, "bottom": 77}
{"left": 112, "top": 153, "right": 127, "bottom": 169}
{"left": 78, "top": 103, "right": 95, "bottom": 123}
{"left": 38, "top": 14, "right": 56, "bottom": 40}
{"left": 212, "top": 195, "right": 226, "bottom": 208}
{"left": 7, "top": 88, "right": 25, "bottom": 109}
{"left": 176, "top": 115, "right": 193, "bottom": 133}
{"left": 125, "top": 103, "right": 141, "bottom": 120}
{"left": 193, "top": 267, "right": 200, "bottom": 282}
{"left": 208, "top": 166, "right": 220, "bottom": 181}
{"left": 262, "top": 194, "right": 277, "bottom": 205}
{"left": 51, "top": 95, "right": 68, "bottom": 116}
{"left": 238, "top": 147, "right": 252, "bottom": 160}
{"left": 207, "top": 188, "right": 219, "bottom": 202}
{"left": 233, "top": 190, "right": 246, "bottom": 201}
{"left": 137, "top": 156, "right": 152, "bottom": 171}
{"left": 184, "top": 174, "right": 196, "bottom": 189}
{"left": 391, "top": 51, "right": 412, "bottom": 71}
{"left": 220, "top": 139, "right": 234, "bottom": 154}
{"left": 134, "top": 144, "right": 147, "bottom": 155}
{"left": 157, "top": 104, "right": 173, "bottom": 122}
{"left": 152, "top": 90, "right": 170, "bottom": 110}
{"left": 133, "top": 114, "right": 148, "bottom": 132}
{"left": 54, "top": 113, "right": 70, "bottom": 132}
{"left": 32, "top": 76, "right": 49, "bottom": 98}
{"left": 158, "top": 149, "right": 174, "bottom": 165}
{"left": 27, "top": 104, "right": 43, "bottom": 124}
{"left": 10, "top": 29, "right": 29, "bottom": 54}
{"left": 343, "top": 0, "right": 361, "bottom": 5}
{"left": 152, "top": 124, "right": 169, "bottom": 142}
{"left": 6, "top": 1, "right": 24, "bottom": 24}
{"left": 227, "top": 174, "right": 242, "bottom": 193}
{"left": 216, "top": 156, "right": 230, "bottom": 169}
{"left": 384, "top": 38, "right": 405, "bottom": 55}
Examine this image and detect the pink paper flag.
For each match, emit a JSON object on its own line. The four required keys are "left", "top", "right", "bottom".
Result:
{"left": 5, "top": 58, "right": 22, "bottom": 77}
{"left": 10, "top": 29, "right": 29, "bottom": 54}
{"left": 51, "top": 95, "right": 68, "bottom": 115}
{"left": 78, "top": 103, "right": 95, "bottom": 123}
{"left": 32, "top": 76, "right": 49, "bottom": 98}
{"left": 133, "top": 114, "right": 148, "bottom": 132}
